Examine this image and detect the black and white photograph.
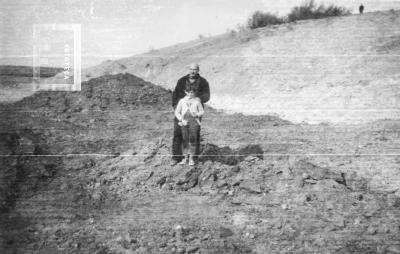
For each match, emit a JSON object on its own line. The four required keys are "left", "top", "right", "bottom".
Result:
{"left": 1, "top": 0, "right": 400, "bottom": 253}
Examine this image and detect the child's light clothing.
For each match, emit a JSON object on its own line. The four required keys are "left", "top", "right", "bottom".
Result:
{"left": 174, "top": 96, "right": 204, "bottom": 126}
{"left": 174, "top": 96, "right": 204, "bottom": 159}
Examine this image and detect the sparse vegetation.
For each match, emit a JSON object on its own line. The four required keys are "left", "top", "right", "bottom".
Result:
{"left": 245, "top": 0, "right": 350, "bottom": 30}
{"left": 247, "top": 11, "right": 284, "bottom": 29}
{"left": 288, "top": 0, "right": 351, "bottom": 22}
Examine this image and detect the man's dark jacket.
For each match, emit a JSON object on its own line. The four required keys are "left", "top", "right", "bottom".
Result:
{"left": 172, "top": 74, "right": 210, "bottom": 109}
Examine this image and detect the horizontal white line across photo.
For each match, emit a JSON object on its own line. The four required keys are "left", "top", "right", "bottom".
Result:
{"left": 1, "top": 153, "right": 400, "bottom": 157}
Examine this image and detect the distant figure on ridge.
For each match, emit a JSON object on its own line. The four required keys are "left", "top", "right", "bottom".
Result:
{"left": 171, "top": 63, "right": 210, "bottom": 166}
{"left": 359, "top": 4, "right": 364, "bottom": 14}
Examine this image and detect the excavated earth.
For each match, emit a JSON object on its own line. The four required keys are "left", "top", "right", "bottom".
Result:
{"left": 1, "top": 73, "right": 400, "bottom": 253}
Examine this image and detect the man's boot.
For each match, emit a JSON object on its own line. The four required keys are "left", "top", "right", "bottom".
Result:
{"left": 180, "top": 154, "right": 189, "bottom": 165}
{"left": 188, "top": 155, "right": 195, "bottom": 166}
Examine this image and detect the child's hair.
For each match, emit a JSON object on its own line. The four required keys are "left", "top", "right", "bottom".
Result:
{"left": 185, "top": 83, "right": 198, "bottom": 95}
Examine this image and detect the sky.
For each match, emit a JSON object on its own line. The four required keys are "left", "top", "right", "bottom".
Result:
{"left": 1, "top": 0, "right": 400, "bottom": 67}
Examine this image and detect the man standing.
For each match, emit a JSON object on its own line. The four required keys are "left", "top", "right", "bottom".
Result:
{"left": 359, "top": 4, "right": 364, "bottom": 14}
{"left": 171, "top": 63, "right": 210, "bottom": 166}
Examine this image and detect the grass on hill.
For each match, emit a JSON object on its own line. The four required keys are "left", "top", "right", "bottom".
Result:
{"left": 246, "top": 0, "right": 351, "bottom": 30}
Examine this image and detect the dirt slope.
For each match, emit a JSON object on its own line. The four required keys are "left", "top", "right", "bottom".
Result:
{"left": 1, "top": 73, "right": 400, "bottom": 253}
{"left": 66, "top": 10, "right": 400, "bottom": 124}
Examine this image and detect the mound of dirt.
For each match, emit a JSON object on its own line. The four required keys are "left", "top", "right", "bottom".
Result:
{"left": 1, "top": 72, "right": 400, "bottom": 253}
{"left": 4, "top": 138, "right": 398, "bottom": 253}
{"left": 10, "top": 73, "right": 171, "bottom": 112}
{"left": 0, "top": 73, "right": 173, "bottom": 213}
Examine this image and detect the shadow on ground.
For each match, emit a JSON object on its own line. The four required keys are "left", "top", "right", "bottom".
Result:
{"left": 199, "top": 143, "right": 263, "bottom": 165}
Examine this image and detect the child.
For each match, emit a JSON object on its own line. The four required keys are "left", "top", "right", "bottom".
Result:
{"left": 174, "top": 84, "right": 204, "bottom": 166}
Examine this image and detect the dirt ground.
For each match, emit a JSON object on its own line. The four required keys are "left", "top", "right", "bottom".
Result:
{"left": 0, "top": 73, "right": 399, "bottom": 253}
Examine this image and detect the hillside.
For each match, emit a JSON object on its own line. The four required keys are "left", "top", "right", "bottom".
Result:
{"left": 65, "top": 10, "right": 400, "bottom": 124}
{"left": 0, "top": 65, "right": 63, "bottom": 78}
{"left": 1, "top": 73, "right": 400, "bottom": 253}
{"left": 0, "top": 65, "right": 63, "bottom": 103}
